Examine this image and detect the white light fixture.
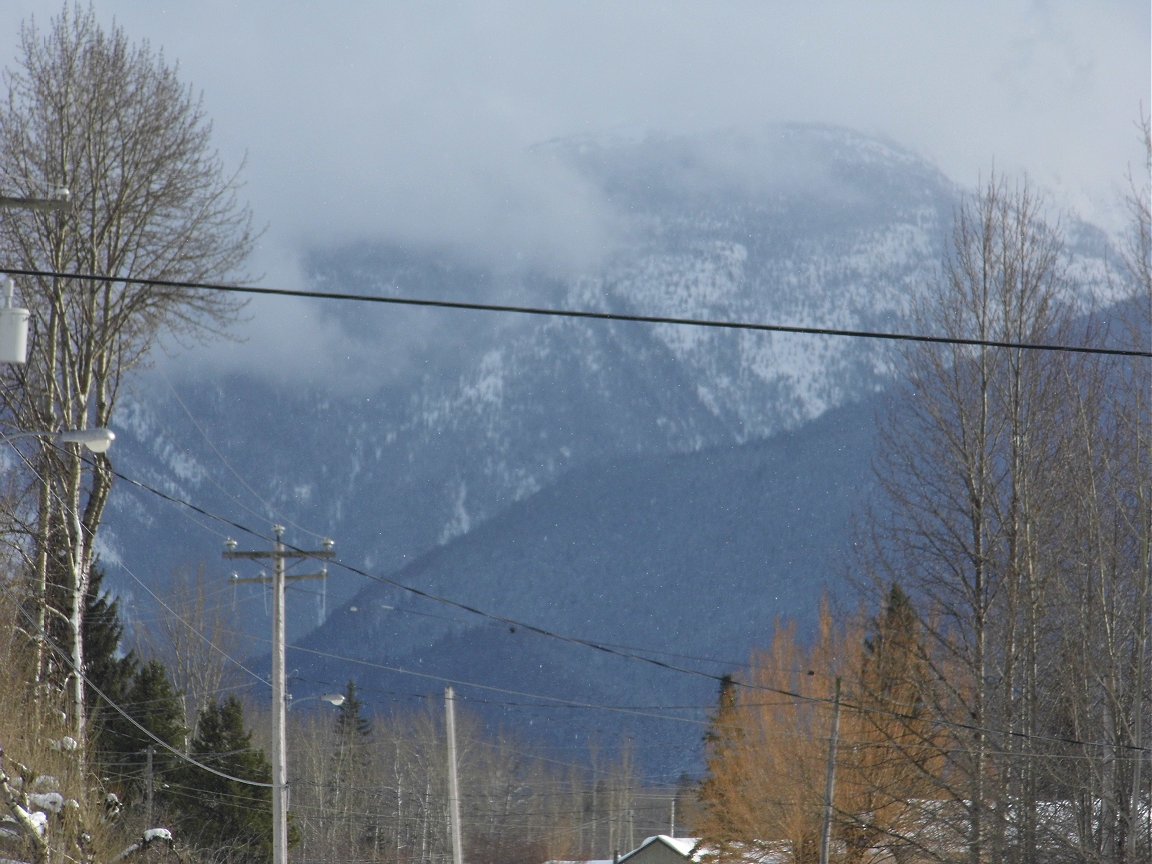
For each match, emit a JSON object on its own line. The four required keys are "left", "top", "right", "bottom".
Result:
{"left": 287, "top": 692, "right": 346, "bottom": 709}
{"left": 0, "top": 278, "right": 30, "bottom": 365}
{"left": 4, "top": 427, "right": 116, "bottom": 453}
{"left": 0, "top": 189, "right": 72, "bottom": 213}
{"left": 56, "top": 428, "right": 116, "bottom": 453}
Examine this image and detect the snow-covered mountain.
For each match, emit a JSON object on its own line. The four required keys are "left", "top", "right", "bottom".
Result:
{"left": 100, "top": 124, "right": 1116, "bottom": 776}
{"left": 109, "top": 125, "right": 956, "bottom": 570}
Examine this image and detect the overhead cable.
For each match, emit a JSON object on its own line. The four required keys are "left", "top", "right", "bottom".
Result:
{"left": 104, "top": 458, "right": 1152, "bottom": 756}
{"left": 4, "top": 266, "right": 1148, "bottom": 359}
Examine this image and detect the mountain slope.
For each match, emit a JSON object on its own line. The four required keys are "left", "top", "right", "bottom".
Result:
{"left": 96, "top": 124, "right": 1121, "bottom": 778}
{"left": 105, "top": 125, "right": 968, "bottom": 631}
{"left": 289, "top": 394, "right": 885, "bottom": 778}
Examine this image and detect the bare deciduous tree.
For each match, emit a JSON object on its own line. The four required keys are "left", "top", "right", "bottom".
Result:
{"left": 284, "top": 696, "right": 646, "bottom": 864}
{"left": 863, "top": 169, "right": 1151, "bottom": 863}
{"left": 134, "top": 567, "right": 243, "bottom": 742}
{"left": 0, "top": 2, "right": 253, "bottom": 752}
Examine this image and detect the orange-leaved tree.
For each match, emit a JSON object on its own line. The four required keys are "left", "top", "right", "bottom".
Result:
{"left": 698, "top": 594, "right": 946, "bottom": 864}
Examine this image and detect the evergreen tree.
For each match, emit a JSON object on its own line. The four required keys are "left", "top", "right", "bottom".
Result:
{"left": 327, "top": 680, "right": 374, "bottom": 859}
{"left": 83, "top": 563, "right": 137, "bottom": 708}
{"left": 334, "top": 679, "right": 371, "bottom": 740}
{"left": 101, "top": 661, "right": 187, "bottom": 800}
{"left": 174, "top": 696, "right": 275, "bottom": 864}
{"left": 697, "top": 674, "right": 747, "bottom": 848}
{"left": 861, "top": 583, "right": 928, "bottom": 717}
{"left": 81, "top": 566, "right": 187, "bottom": 804}
{"left": 840, "top": 583, "right": 942, "bottom": 858}
{"left": 85, "top": 564, "right": 141, "bottom": 788}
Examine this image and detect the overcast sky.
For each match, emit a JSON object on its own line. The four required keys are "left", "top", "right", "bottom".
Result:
{"left": 3, "top": 1, "right": 1149, "bottom": 384}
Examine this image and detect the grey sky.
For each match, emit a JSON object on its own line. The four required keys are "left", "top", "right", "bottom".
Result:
{"left": 3, "top": 1, "right": 1148, "bottom": 385}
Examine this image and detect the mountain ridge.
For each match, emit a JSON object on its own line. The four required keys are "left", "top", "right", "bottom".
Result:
{"left": 99, "top": 124, "right": 1117, "bottom": 746}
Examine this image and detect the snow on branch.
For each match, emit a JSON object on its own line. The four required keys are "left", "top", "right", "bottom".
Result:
{"left": 113, "top": 827, "right": 175, "bottom": 861}
{"left": 0, "top": 748, "right": 48, "bottom": 862}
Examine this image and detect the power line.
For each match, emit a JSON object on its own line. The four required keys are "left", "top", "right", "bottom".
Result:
{"left": 16, "top": 601, "right": 274, "bottom": 789}
{"left": 102, "top": 458, "right": 1152, "bottom": 756}
{"left": 4, "top": 266, "right": 1149, "bottom": 358}
{"left": 9, "top": 391, "right": 1140, "bottom": 767}
{"left": 9, "top": 433, "right": 1139, "bottom": 762}
{"left": 116, "top": 556, "right": 270, "bottom": 690}
{"left": 0, "top": 446, "right": 270, "bottom": 790}
{"left": 18, "top": 444, "right": 1139, "bottom": 813}
{"left": 154, "top": 363, "right": 329, "bottom": 543}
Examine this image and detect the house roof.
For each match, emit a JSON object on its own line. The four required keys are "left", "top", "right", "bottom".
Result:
{"left": 618, "top": 836, "right": 704, "bottom": 864}
{"left": 622, "top": 837, "right": 799, "bottom": 864}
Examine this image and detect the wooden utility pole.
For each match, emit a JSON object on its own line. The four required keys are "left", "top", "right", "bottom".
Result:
{"left": 225, "top": 526, "right": 334, "bottom": 864}
{"left": 446, "top": 686, "right": 464, "bottom": 864}
{"left": 819, "top": 677, "right": 842, "bottom": 864}
{"left": 145, "top": 745, "right": 154, "bottom": 825}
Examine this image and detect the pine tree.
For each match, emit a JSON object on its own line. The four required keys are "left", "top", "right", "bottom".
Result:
{"left": 329, "top": 679, "right": 374, "bottom": 858}
{"left": 334, "top": 679, "right": 371, "bottom": 741}
{"left": 85, "top": 563, "right": 141, "bottom": 788}
{"left": 698, "top": 674, "right": 747, "bottom": 845}
{"left": 109, "top": 662, "right": 186, "bottom": 799}
{"left": 839, "top": 583, "right": 943, "bottom": 860}
{"left": 173, "top": 696, "right": 274, "bottom": 864}
{"left": 81, "top": 565, "right": 188, "bottom": 805}
{"left": 83, "top": 565, "right": 137, "bottom": 705}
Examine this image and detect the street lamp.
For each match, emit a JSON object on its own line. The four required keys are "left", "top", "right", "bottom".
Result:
{"left": 287, "top": 693, "right": 345, "bottom": 709}
{"left": 1, "top": 187, "right": 72, "bottom": 364}
{"left": 3, "top": 427, "right": 116, "bottom": 453}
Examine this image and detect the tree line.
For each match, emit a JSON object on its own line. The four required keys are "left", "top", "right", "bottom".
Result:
{"left": 697, "top": 164, "right": 1151, "bottom": 864}
{"left": 3, "top": 565, "right": 670, "bottom": 864}
{"left": 0, "top": 7, "right": 671, "bottom": 862}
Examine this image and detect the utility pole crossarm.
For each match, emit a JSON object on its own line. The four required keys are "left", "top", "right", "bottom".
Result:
{"left": 223, "top": 546, "right": 336, "bottom": 562}
{"left": 230, "top": 570, "right": 329, "bottom": 585}
{"left": 224, "top": 550, "right": 287, "bottom": 560}
{"left": 224, "top": 550, "right": 336, "bottom": 560}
